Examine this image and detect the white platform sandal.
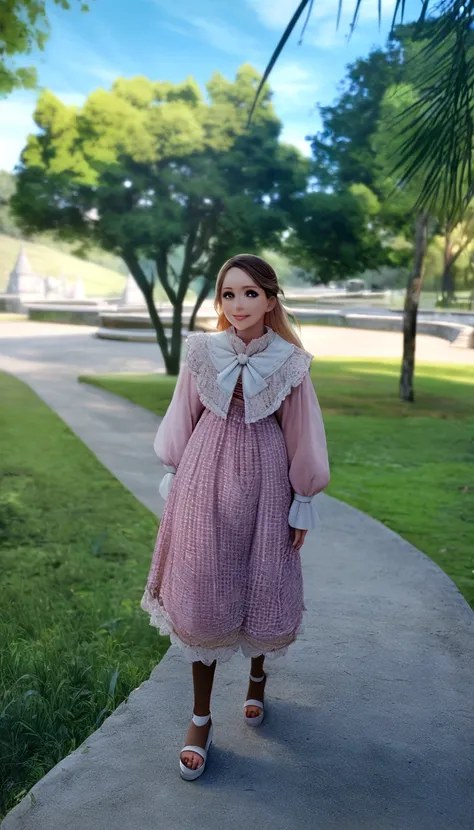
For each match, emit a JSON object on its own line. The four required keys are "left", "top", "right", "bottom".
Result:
{"left": 179, "top": 712, "right": 213, "bottom": 781}
{"left": 244, "top": 672, "right": 266, "bottom": 726}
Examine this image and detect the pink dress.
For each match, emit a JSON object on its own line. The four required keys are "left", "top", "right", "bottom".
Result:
{"left": 141, "top": 326, "right": 330, "bottom": 665}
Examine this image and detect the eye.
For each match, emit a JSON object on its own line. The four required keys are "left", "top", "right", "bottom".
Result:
{"left": 223, "top": 290, "right": 258, "bottom": 299}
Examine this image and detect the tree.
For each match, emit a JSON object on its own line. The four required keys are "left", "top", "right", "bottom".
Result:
{"left": 248, "top": 1, "right": 474, "bottom": 224}
{"left": 0, "top": 171, "right": 20, "bottom": 236}
{"left": 309, "top": 42, "right": 404, "bottom": 195}
{"left": 372, "top": 83, "right": 445, "bottom": 401}
{"left": 11, "top": 67, "right": 309, "bottom": 373}
{"left": 0, "top": 1, "right": 90, "bottom": 96}
{"left": 261, "top": 10, "right": 471, "bottom": 401}
{"left": 284, "top": 184, "right": 387, "bottom": 283}
{"left": 438, "top": 208, "right": 474, "bottom": 303}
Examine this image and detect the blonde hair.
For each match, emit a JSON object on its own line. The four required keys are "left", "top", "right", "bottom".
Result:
{"left": 213, "top": 253, "right": 304, "bottom": 348}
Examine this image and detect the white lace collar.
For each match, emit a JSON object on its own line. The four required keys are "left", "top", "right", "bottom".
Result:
{"left": 225, "top": 324, "right": 276, "bottom": 356}
{"left": 185, "top": 325, "right": 313, "bottom": 424}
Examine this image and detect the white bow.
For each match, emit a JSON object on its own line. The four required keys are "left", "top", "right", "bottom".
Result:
{"left": 208, "top": 333, "right": 294, "bottom": 400}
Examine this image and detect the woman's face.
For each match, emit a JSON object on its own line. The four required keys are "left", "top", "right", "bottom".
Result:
{"left": 221, "top": 267, "right": 275, "bottom": 333}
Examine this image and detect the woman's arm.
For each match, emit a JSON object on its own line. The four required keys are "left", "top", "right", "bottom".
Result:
{"left": 154, "top": 362, "right": 205, "bottom": 499}
{"left": 276, "top": 371, "right": 330, "bottom": 529}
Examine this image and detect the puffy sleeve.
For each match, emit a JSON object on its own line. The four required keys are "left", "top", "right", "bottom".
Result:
{"left": 276, "top": 370, "right": 330, "bottom": 530}
{"left": 154, "top": 361, "right": 205, "bottom": 500}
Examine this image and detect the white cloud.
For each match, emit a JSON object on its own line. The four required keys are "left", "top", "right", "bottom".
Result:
{"left": 351, "top": 0, "right": 398, "bottom": 23}
{"left": 56, "top": 93, "right": 87, "bottom": 107}
{"left": 0, "top": 98, "right": 36, "bottom": 170}
{"left": 308, "top": 0, "right": 398, "bottom": 47}
{"left": 247, "top": 0, "right": 398, "bottom": 39}
{"left": 186, "top": 17, "right": 256, "bottom": 55}
{"left": 246, "top": 0, "right": 301, "bottom": 30}
{"left": 308, "top": 18, "right": 349, "bottom": 49}
{"left": 162, "top": 20, "right": 193, "bottom": 38}
{"left": 62, "top": 58, "right": 121, "bottom": 87}
{"left": 149, "top": 0, "right": 256, "bottom": 55}
{"left": 310, "top": 0, "right": 397, "bottom": 24}
{"left": 264, "top": 62, "right": 320, "bottom": 119}
{"left": 83, "top": 65, "right": 120, "bottom": 84}
{"left": 280, "top": 128, "right": 313, "bottom": 157}
{"left": 0, "top": 99, "right": 36, "bottom": 132}
{"left": 269, "top": 61, "right": 319, "bottom": 101}
{"left": 0, "top": 135, "right": 29, "bottom": 172}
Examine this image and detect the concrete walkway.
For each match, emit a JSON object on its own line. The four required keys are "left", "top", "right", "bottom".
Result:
{"left": 1, "top": 322, "right": 473, "bottom": 830}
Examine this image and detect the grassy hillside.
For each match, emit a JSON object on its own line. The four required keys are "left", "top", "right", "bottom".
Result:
{"left": 0, "top": 234, "right": 126, "bottom": 298}
{"left": 0, "top": 235, "right": 202, "bottom": 303}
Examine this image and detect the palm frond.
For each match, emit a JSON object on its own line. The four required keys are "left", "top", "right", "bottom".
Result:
{"left": 348, "top": 0, "right": 363, "bottom": 35}
{"left": 391, "top": 0, "right": 407, "bottom": 29}
{"left": 393, "top": 5, "right": 474, "bottom": 221}
{"left": 246, "top": 0, "right": 312, "bottom": 126}
{"left": 248, "top": 0, "right": 474, "bottom": 221}
{"left": 248, "top": 0, "right": 408, "bottom": 121}
{"left": 299, "top": 0, "right": 314, "bottom": 44}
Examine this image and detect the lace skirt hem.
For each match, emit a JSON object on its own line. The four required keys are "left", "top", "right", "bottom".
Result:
{"left": 140, "top": 587, "right": 306, "bottom": 666}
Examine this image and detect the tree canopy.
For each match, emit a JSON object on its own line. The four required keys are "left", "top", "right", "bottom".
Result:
{"left": 0, "top": 0, "right": 89, "bottom": 95}
{"left": 0, "top": 171, "right": 19, "bottom": 235}
{"left": 11, "top": 65, "right": 309, "bottom": 371}
{"left": 309, "top": 40, "right": 404, "bottom": 195}
{"left": 249, "top": 1, "right": 474, "bottom": 224}
{"left": 284, "top": 185, "right": 386, "bottom": 283}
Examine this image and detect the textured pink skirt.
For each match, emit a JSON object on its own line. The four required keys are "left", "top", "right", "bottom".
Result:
{"left": 140, "top": 393, "right": 307, "bottom": 666}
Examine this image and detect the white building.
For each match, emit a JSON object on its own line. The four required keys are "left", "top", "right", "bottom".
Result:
{"left": 6, "top": 247, "right": 45, "bottom": 298}
{"left": 118, "top": 273, "right": 145, "bottom": 306}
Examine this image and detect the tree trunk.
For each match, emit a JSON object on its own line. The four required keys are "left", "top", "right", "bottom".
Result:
{"left": 122, "top": 249, "right": 183, "bottom": 374}
{"left": 441, "top": 265, "right": 455, "bottom": 303}
{"left": 441, "top": 228, "right": 455, "bottom": 302}
{"left": 400, "top": 211, "right": 428, "bottom": 402}
{"left": 166, "top": 302, "right": 183, "bottom": 375}
{"left": 188, "top": 276, "right": 215, "bottom": 331}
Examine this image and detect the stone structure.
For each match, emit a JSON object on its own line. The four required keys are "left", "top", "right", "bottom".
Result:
{"left": 70, "top": 278, "right": 85, "bottom": 301}
{"left": 6, "top": 247, "right": 45, "bottom": 298}
{"left": 118, "top": 273, "right": 145, "bottom": 307}
{"left": 0, "top": 246, "right": 93, "bottom": 311}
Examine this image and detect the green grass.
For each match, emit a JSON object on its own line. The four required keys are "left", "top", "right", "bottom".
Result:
{"left": 79, "top": 372, "right": 180, "bottom": 417}
{"left": 80, "top": 359, "right": 474, "bottom": 420}
{"left": 0, "top": 372, "right": 169, "bottom": 820}
{"left": 0, "top": 313, "right": 27, "bottom": 322}
{"left": 2, "top": 360, "right": 473, "bottom": 817}
{"left": 80, "top": 359, "right": 474, "bottom": 612}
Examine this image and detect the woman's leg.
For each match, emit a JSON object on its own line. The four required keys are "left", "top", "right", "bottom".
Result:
{"left": 180, "top": 659, "right": 217, "bottom": 771}
{"left": 245, "top": 654, "right": 266, "bottom": 718}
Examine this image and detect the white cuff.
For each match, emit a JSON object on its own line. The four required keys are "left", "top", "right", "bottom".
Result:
{"left": 288, "top": 493, "right": 320, "bottom": 530}
{"left": 159, "top": 464, "right": 177, "bottom": 500}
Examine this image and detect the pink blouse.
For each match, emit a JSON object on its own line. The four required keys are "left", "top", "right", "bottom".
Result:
{"left": 154, "top": 363, "right": 330, "bottom": 530}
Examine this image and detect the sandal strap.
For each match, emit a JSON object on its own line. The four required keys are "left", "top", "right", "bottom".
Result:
{"left": 244, "top": 698, "right": 264, "bottom": 708}
{"left": 192, "top": 712, "right": 211, "bottom": 726}
{"left": 249, "top": 673, "right": 265, "bottom": 682}
{"left": 180, "top": 744, "right": 206, "bottom": 761}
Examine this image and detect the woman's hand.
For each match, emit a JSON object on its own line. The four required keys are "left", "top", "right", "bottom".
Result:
{"left": 292, "top": 528, "right": 308, "bottom": 551}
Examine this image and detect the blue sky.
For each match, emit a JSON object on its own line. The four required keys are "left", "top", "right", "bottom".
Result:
{"left": 0, "top": 0, "right": 421, "bottom": 172}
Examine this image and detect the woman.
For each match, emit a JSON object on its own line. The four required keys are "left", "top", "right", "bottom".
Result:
{"left": 141, "top": 253, "right": 330, "bottom": 780}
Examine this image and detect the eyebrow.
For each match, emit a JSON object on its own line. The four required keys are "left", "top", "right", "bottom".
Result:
{"left": 223, "top": 285, "right": 258, "bottom": 290}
